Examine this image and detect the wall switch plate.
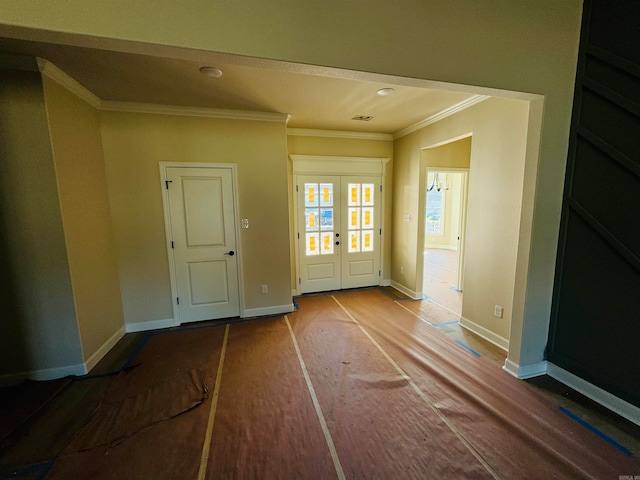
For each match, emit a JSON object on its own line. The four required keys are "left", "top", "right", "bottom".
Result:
{"left": 241, "top": 219, "right": 249, "bottom": 229}
{"left": 494, "top": 305, "right": 504, "bottom": 318}
{"left": 261, "top": 284, "right": 268, "bottom": 294}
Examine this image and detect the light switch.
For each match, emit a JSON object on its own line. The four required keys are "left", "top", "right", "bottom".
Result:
{"left": 241, "top": 218, "right": 249, "bottom": 229}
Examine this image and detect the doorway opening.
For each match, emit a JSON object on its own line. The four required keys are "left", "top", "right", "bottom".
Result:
{"left": 423, "top": 169, "right": 468, "bottom": 315}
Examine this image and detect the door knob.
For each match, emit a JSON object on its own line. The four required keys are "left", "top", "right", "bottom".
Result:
{"left": 335, "top": 241, "right": 340, "bottom": 246}
{"left": 224, "top": 250, "right": 235, "bottom": 256}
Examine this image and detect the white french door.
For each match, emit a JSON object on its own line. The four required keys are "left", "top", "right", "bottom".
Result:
{"left": 297, "top": 175, "right": 381, "bottom": 294}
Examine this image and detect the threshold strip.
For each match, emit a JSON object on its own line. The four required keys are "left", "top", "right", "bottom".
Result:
{"left": 331, "top": 295, "right": 500, "bottom": 480}
{"left": 284, "top": 315, "right": 346, "bottom": 480}
{"left": 197, "top": 324, "right": 230, "bottom": 480}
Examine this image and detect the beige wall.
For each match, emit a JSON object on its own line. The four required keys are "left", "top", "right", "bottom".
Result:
{"left": 0, "top": 61, "right": 82, "bottom": 379}
{"left": 42, "top": 76, "right": 124, "bottom": 361}
{"left": 0, "top": 0, "right": 584, "bottom": 368}
{"left": 287, "top": 134, "right": 394, "bottom": 286}
{"left": 100, "top": 111, "right": 291, "bottom": 327}
{"left": 393, "top": 97, "right": 529, "bottom": 344}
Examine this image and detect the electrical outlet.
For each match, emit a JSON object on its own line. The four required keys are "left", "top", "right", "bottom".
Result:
{"left": 261, "top": 284, "right": 268, "bottom": 294}
{"left": 494, "top": 305, "right": 503, "bottom": 318}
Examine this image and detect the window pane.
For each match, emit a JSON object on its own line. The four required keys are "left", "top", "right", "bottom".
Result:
{"left": 320, "top": 232, "right": 334, "bottom": 254}
{"left": 348, "top": 207, "right": 360, "bottom": 230}
{"left": 362, "top": 230, "right": 374, "bottom": 252}
{"left": 362, "top": 184, "right": 375, "bottom": 206}
{"left": 319, "top": 183, "right": 333, "bottom": 207}
{"left": 426, "top": 188, "right": 444, "bottom": 236}
{"left": 348, "top": 230, "right": 360, "bottom": 253}
{"left": 362, "top": 207, "right": 374, "bottom": 228}
{"left": 305, "top": 208, "right": 319, "bottom": 231}
{"left": 348, "top": 183, "right": 360, "bottom": 206}
{"left": 320, "top": 208, "right": 333, "bottom": 230}
{"left": 306, "top": 233, "right": 319, "bottom": 256}
{"left": 305, "top": 183, "right": 318, "bottom": 207}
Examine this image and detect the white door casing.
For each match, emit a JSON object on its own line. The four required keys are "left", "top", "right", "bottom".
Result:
{"left": 161, "top": 164, "right": 240, "bottom": 323}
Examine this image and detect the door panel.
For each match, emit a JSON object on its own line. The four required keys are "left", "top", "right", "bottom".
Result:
{"left": 298, "top": 176, "right": 341, "bottom": 293}
{"left": 341, "top": 178, "right": 380, "bottom": 289}
{"left": 167, "top": 167, "right": 239, "bottom": 322}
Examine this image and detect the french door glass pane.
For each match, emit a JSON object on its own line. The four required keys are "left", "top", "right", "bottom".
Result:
{"left": 348, "top": 207, "right": 360, "bottom": 230}
{"left": 348, "top": 230, "right": 360, "bottom": 253}
{"left": 321, "top": 232, "right": 334, "bottom": 254}
{"left": 362, "top": 230, "right": 374, "bottom": 252}
{"left": 305, "top": 184, "right": 318, "bottom": 207}
{"left": 305, "top": 208, "right": 319, "bottom": 231}
{"left": 319, "top": 183, "right": 333, "bottom": 207}
{"left": 362, "top": 184, "right": 374, "bottom": 206}
{"left": 348, "top": 183, "right": 360, "bottom": 206}
{"left": 306, "top": 232, "right": 319, "bottom": 255}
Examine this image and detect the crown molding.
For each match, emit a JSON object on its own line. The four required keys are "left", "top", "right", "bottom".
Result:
{"left": 37, "top": 58, "right": 102, "bottom": 108}
{"left": 100, "top": 101, "right": 289, "bottom": 123}
{"left": 287, "top": 128, "right": 393, "bottom": 141}
{"left": 394, "top": 94, "right": 491, "bottom": 140}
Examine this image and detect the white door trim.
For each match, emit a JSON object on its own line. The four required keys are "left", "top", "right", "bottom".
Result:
{"left": 159, "top": 162, "right": 244, "bottom": 324}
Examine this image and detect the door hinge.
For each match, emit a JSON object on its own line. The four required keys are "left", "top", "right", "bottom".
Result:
{"left": 297, "top": 232, "right": 300, "bottom": 239}
{"left": 380, "top": 184, "right": 382, "bottom": 192}
{"left": 165, "top": 180, "right": 173, "bottom": 189}
{"left": 379, "top": 270, "right": 381, "bottom": 277}
{"left": 298, "top": 277, "right": 301, "bottom": 284}
{"left": 171, "top": 241, "right": 174, "bottom": 249}
{"left": 176, "top": 297, "right": 180, "bottom": 305}
{"left": 296, "top": 185, "right": 299, "bottom": 192}
{"left": 379, "top": 228, "right": 382, "bottom": 235}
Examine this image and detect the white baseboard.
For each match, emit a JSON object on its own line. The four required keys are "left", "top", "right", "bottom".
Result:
{"left": 84, "top": 325, "right": 126, "bottom": 373}
{"left": 380, "top": 279, "right": 391, "bottom": 286}
{"left": 242, "top": 303, "right": 295, "bottom": 318}
{"left": 459, "top": 316, "right": 509, "bottom": 351}
{"left": 0, "top": 362, "right": 89, "bottom": 386}
{"left": 502, "top": 358, "right": 548, "bottom": 379}
{"left": 125, "top": 317, "right": 177, "bottom": 333}
{"left": 389, "top": 281, "right": 423, "bottom": 300}
{"left": 546, "top": 363, "right": 640, "bottom": 427}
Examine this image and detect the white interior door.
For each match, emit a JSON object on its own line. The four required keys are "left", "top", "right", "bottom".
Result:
{"left": 297, "top": 175, "right": 381, "bottom": 293}
{"left": 165, "top": 166, "right": 240, "bottom": 322}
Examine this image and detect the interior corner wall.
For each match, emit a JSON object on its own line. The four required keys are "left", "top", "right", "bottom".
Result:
{"left": 286, "top": 134, "right": 394, "bottom": 289}
{"left": 100, "top": 111, "right": 291, "bottom": 328}
{"left": 42, "top": 76, "right": 125, "bottom": 363}
{"left": 392, "top": 97, "right": 530, "bottom": 343}
{"left": 0, "top": 64, "right": 82, "bottom": 381}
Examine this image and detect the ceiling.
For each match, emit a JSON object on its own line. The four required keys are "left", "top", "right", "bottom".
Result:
{"left": 0, "top": 35, "right": 480, "bottom": 134}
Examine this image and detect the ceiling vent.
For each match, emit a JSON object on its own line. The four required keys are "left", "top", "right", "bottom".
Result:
{"left": 352, "top": 115, "right": 374, "bottom": 121}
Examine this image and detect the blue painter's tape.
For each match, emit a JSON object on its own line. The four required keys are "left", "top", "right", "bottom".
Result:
{"left": 559, "top": 406, "right": 634, "bottom": 457}
{"left": 432, "top": 320, "right": 460, "bottom": 328}
{"left": 454, "top": 339, "right": 481, "bottom": 357}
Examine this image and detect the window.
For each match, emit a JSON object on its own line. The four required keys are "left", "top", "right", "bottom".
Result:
{"left": 426, "top": 173, "right": 445, "bottom": 236}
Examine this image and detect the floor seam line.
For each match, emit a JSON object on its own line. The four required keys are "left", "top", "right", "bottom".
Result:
{"left": 284, "top": 315, "right": 346, "bottom": 480}
{"left": 331, "top": 295, "right": 500, "bottom": 480}
{"left": 197, "top": 323, "right": 230, "bottom": 480}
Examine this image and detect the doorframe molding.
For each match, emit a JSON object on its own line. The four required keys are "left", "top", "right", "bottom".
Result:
{"left": 159, "top": 162, "right": 243, "bottom": 324}
{"left": 290, "top": 155, "right": 390, "bottom": 295}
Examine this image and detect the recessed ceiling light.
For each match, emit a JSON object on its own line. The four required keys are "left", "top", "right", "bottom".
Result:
{"left": 199, "top": 66, "right": 223, "bottom": 78}
{"left": 377, "top": 87, "right": 395, "bottom": 96}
